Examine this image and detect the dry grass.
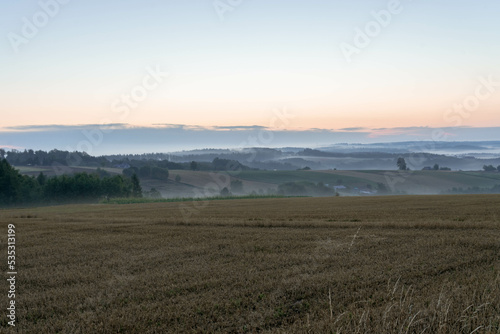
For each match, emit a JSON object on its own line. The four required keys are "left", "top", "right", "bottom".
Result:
{"left": 0, "top": 195, "right": 499, "bottom": 333}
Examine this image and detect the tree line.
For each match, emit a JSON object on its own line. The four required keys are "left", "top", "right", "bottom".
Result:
{"left": 2, "top": 149, "right": 107, "bottom": 167}
{"left": 2, "top": 149, "right": 254, "bottom": 173}
{"left": 447, "top": 184, "right": 500, "bottom": 194}
{"left": 0, "top": 159, "right": 142, "bottom": 207}
{"left": 483, "top": 165, "right": 500, "bottom": 172}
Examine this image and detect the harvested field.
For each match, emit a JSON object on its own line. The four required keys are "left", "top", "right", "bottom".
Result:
{"left": 1, "top": 195, "right": 499, "bottom": 333}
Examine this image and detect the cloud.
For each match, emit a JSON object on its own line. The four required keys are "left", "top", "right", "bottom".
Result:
{"left": 212, "top": 125, "right": 267, "bottom": 131}
{"left": 1, "top": 123, "right": 499, "bottom": 155}
{"left": 368, "top": 126, "right": 448, "bottom": 138}
{"left": 2, "top": 123, "right": 128, "bottom": 132}
{"left": 0, "top": 144, "right": 23, "bottom": 150}
{"left": 339, "top": 127, "right": 368, "bottom": 131}
{"left": 150, "top": 124, "right": 269, "bottom": 131}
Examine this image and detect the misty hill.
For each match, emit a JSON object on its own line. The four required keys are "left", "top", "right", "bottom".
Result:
{"left": 318, "top": 141, "right": 500, "bottom": 156}
{"left": 3, "top": 141, "right": 500, "bottom": 172}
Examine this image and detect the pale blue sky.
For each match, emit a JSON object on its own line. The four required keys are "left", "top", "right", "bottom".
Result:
{"left": 1, "top": 0, "right": 499, "bottom": 151}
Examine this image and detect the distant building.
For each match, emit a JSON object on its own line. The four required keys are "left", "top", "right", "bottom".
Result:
{"left": 333, "top": 185, "right": 346, "bottom": 191}
{"left": 422, "top": 166, "right": 432, "bottom": 170}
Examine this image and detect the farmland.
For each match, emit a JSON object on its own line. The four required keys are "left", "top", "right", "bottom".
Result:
{"left": 166, "top": 170, "right": 500, "bottom": 197}
{"left": 14, "top": 163, "right": 500, "bottom": 198}
{"left": 1, "top": 195, "right": 499, "bottom": 333}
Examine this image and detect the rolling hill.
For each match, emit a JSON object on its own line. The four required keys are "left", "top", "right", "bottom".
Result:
{"left": 14, "top": 166, "right": 500, "bottom": 197}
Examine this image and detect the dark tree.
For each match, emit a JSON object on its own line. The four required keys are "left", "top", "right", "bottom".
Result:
{"left": 397, "top": 157, "right": 407, "bottom": 171}
{"left": 190, "top": 161, "right": 198, "bottom": 171}
{"left": 483, "top": 165, "right": 496, "bottom": 172}
{"left": 151, "top": 167, "right": 169, "bottom": 180}
{"left": 36, "top": 172, "right": 47, "bottom": 186}
{"left": 433, "top": 164, "right": 439, "bottom": 170}
{"left": 131, "top": 174, "right": 142, "bottom": 198}
{"left": 102, "top": 175, "right": 130, "bottom": 198}
{"left": 0, "top": 159, "right": 136, "bottom": 206}
{"left": 0, "top": 159, "right": 21, "bottom": 205}
{"left": 220, "top": 187, "right": 231, "bottom": 196}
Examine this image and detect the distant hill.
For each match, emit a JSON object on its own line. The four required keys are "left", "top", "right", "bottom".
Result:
{"left": 6, "top": 143, "right": 500, "bottom": 198}
{"left": 5, "top": 143, "right": 500, "bottom": 172}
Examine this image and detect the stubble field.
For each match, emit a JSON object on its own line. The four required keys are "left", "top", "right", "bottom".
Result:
{"left": 1, "top": 195, "right": 499, "bottom": 333}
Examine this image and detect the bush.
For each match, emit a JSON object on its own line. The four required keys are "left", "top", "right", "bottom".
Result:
{"left": 151, "top": 167, "right": 169, "bottom": 181}
{"left": 139, "top": 165, "right": 152, "bottom": 178}
{"left": 220, "top": 187, "right": 231, "bottom": 196}
{"left": 483, "top": 165, "right": 496, "bottom": 172}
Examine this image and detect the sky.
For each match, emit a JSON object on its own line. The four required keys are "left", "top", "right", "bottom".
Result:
{"left": 1, "top": 0, "right": 499, "bottom": 153}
